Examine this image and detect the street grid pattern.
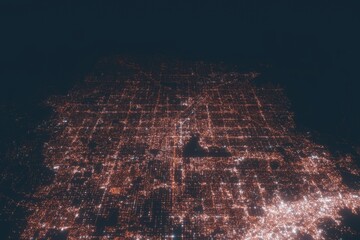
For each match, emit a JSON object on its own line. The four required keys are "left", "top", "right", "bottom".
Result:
{"left": 22, "top": 57, "right": 360, "bottom": 239}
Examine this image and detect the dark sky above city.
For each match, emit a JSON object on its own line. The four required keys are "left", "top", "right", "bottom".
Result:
{"left": 1, "top": 0, "right": 359, "bottom": 144}
{"left": 2, "top": 1, "right": 358, "bottom": 59}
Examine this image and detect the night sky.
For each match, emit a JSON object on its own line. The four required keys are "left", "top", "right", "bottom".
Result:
{"left": 2, "top": 1, "right": 359, "bottom": 145}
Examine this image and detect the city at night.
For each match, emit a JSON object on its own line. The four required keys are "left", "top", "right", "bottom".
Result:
{"left": 1, "top": 1, "right": 360, "bottom": 239}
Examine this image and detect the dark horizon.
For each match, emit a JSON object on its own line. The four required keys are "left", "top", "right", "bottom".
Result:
{"left": 2, "top": 0, "right": 360, "bottom": 146}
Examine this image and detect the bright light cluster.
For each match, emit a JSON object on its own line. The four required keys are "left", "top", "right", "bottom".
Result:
{"left": 21, "top": 57, "right": 360, "bottom": 239}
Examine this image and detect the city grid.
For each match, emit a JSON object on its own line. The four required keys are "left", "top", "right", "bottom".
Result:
{"left": 21, "top": 57, "right": 360, "bottom": 239}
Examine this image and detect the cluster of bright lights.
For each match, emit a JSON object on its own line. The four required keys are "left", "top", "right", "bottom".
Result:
{"left": 20, "top": 57, "right": 360, "bottom": 239}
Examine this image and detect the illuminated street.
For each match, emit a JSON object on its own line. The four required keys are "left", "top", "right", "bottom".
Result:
{"left": 21, "top": 57, "right": 360, "bottom": 239}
